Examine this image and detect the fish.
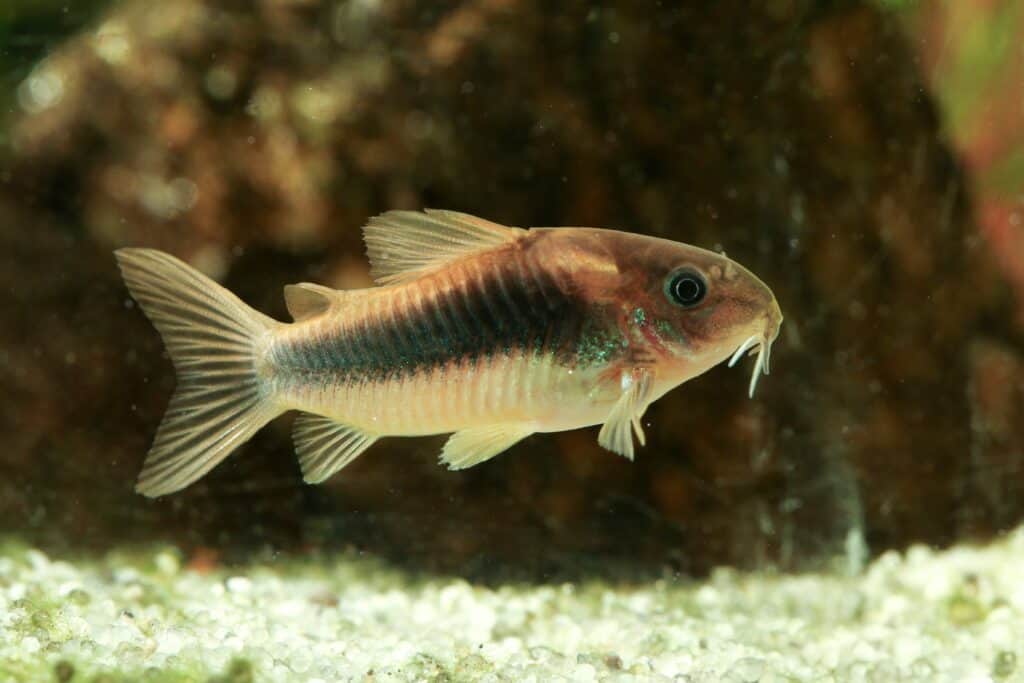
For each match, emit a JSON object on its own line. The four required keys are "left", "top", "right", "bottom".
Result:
{"left": 116, "top": 209, "right": 783, "bottom": 497}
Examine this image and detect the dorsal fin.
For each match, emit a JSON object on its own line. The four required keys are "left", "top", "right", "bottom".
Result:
{"left": 283, "top": 283, "right": 344, "bottom": 321}
{"left": 363, "top": 209, "right": 527, "bottom": 285}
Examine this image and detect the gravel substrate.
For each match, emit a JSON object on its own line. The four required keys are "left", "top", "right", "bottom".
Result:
{"left": 2, "top": 528, "right": 1023, "bottom": 682}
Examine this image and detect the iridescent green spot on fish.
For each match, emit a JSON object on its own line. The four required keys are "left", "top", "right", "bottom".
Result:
{"left": 575, "top": 323, "right": 627, "bottom": 368}
{"left": 656, "top": 319, "right": 687, "bottom": 345}
{"left": 116, "top": 208, "right": 782, "bottom": 497}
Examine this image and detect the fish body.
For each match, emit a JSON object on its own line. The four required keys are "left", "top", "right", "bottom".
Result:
{"left": 117, "top": 210, "right": 782, "bottom": 497}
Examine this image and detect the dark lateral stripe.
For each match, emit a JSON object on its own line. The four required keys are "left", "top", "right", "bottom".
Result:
{"left": 464, "top": 262, "right": 502, "bottom": 339}
{"left": 274, "top": 255, "right": 587, "bottom": 384}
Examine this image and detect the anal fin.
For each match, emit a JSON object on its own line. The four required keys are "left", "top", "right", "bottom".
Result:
{"left": 597, "top": 367, "right": 653, "bottom": 461}
{"left": 440, "top": 424, "right": 534, "bottom": 470}
{"left": 293, "top": 413, "right": 377, "bottom": 483}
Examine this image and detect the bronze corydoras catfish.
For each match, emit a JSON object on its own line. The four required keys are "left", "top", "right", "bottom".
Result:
{"left": 116, "top": 210, "right": 782, "bottom": 497}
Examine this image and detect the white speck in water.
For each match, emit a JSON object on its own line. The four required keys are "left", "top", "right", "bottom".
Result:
{"left": 192, "top": 246, "right": 229, "bottom": 281}
{"left": 93, "top": 21, "right": 131, "bottom": 64}
{"left": 246, "top": 87, "right": 282, "bottom": 120}
{"left": 293, "top": 83, "right": 348, "bottom": 124}
{"left": 18, "top": 62, "right": 65, "bottom": 114}
{"left": 139, "top": 176, "right": 198, "bottom": 220}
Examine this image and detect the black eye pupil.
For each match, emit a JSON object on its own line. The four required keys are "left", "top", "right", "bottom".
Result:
{"left": 675, "top": 278, "right": 700, "bottom": 301}
{"left": 669, "top": 273, "right": 706, "bottom": 306}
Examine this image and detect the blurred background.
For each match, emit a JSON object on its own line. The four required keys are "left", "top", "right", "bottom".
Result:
{"left": 1, "top": 0, "right": 1023, "bottom": 580}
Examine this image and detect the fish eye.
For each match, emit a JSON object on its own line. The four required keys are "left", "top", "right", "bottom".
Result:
{"left": 666, "top": 269, "right": 707, "bottom": 308}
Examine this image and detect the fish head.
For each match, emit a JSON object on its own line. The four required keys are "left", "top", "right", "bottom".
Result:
{"left": 623, "top": 235, "right": 783, "bottom": 397}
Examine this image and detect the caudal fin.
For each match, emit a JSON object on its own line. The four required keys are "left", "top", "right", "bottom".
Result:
{"left": 116, "top": 248, "right": 282, "bottom": 497}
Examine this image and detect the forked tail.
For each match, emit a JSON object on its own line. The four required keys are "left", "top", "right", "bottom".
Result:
{"left": 115, "top": 248, "right": 283, "bottom": 497}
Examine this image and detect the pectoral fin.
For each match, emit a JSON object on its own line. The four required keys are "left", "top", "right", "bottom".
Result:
{"left": 598, "top": 367, "right": 654, "bottom": 460}
{"left": 440, "top": 424, "right": 534, "bottom": 470}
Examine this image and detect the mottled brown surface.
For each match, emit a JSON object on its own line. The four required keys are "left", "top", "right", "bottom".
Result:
{"left": 2, "top": 0, "right": 1022, "bottom": 579}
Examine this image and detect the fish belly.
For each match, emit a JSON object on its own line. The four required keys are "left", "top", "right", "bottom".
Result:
{"left": 279, "top": 348, "right": 613, "bottom": 436}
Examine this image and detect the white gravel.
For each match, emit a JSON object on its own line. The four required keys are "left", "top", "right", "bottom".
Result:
{"left": 2, "top": 527, "right": 1024, "bottom": 682}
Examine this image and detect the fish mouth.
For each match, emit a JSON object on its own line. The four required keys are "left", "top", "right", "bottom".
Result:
{"left": 727, "top": 330, "right": 775, "bottom": 398}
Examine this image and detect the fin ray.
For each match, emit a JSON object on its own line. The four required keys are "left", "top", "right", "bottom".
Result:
{"left": 363, "top": 209, "right": 526, "bottom": 285}
{"left": 440, "top": 424, "right": 534, "bottom": 470}
{"left": 293, "top": 413, "right": 378, "bottom": 483}
{"left": 597, "top": 368, "right": 654, "bottom": 461}
{"left": 116, "top": 248, "right": 282, "bottom": 497}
